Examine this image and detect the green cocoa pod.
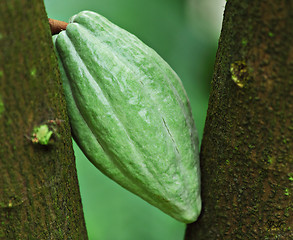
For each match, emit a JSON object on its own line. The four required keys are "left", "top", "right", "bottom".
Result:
{"left": 53, "top": 11, "right": 201, "bottom": 223}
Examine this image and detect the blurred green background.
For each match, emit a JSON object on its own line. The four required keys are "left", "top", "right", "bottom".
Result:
{"left": 44, "top": 0, "right": 225, "bottom": 239}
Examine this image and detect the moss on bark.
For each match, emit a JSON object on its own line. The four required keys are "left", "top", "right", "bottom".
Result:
{"left": 0, "top": 0, "right": 88, "bottom": 239}
{"left": 185, "top": 0, "right": 293, "bottom": 239}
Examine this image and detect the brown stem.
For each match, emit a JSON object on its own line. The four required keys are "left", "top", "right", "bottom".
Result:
{"left": 49, "top": 18, "right": 68, "bottom": 35}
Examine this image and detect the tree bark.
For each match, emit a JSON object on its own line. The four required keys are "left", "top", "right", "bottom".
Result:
{"left": 0, "top": 0, "right": 88, "bottom": 239}
{"left": 185, "top": 0, "right": 293, "bottom": 239}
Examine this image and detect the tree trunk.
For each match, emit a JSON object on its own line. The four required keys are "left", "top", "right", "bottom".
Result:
{"left": 0, "top": 0, "right": 88, "bottom": 239}
{"left": 185, "top": 0, "right": 293, "bottom": 239}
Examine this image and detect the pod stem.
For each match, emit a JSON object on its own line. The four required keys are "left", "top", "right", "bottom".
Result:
{"left": 49, "top": 18, "right": 68, "bottom": 35}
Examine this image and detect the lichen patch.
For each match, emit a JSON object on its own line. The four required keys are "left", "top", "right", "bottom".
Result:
{"left": 230, "top": 60, "right": 250, "bottom": 88}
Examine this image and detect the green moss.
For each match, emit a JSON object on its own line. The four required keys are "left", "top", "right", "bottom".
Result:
{"left": 288, "top": 173, "right": 293, "bottom": 181}
{"left": 6, "top": 118, "right": 12, "bottom": 126}
{"left": 267, "top": 156, "right": 274, "bottom": 164}
{"left": 30, "top": 67, "right": 37, "bottom": 76}
{"left": 0, "top": 94, "right": 4, "bottom": 116}
{"left": 284, "top": 188, "right": 290, "bottom": 196}
{"left": 241, "top": 39, "right": 248, "bottom": 46}
{"left": 268, "top": 32, "right": 274, "bottom": 37}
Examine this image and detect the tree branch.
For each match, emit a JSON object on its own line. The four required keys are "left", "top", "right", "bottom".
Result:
{"left": 0, "top": 1, "right": 88, "bottom": 238}
{"left": 185, "top": 0, "right": 293, "bottom": 238}
{"left": 49, "top": 18, "right": 68, "bottom": 35}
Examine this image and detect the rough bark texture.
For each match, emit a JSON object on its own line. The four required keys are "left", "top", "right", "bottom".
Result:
{"left": 0, "top": 0, "right": 88, "bottom": 239}
{"left": 185, "top": 0, "right": 293, "bottom": 239}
